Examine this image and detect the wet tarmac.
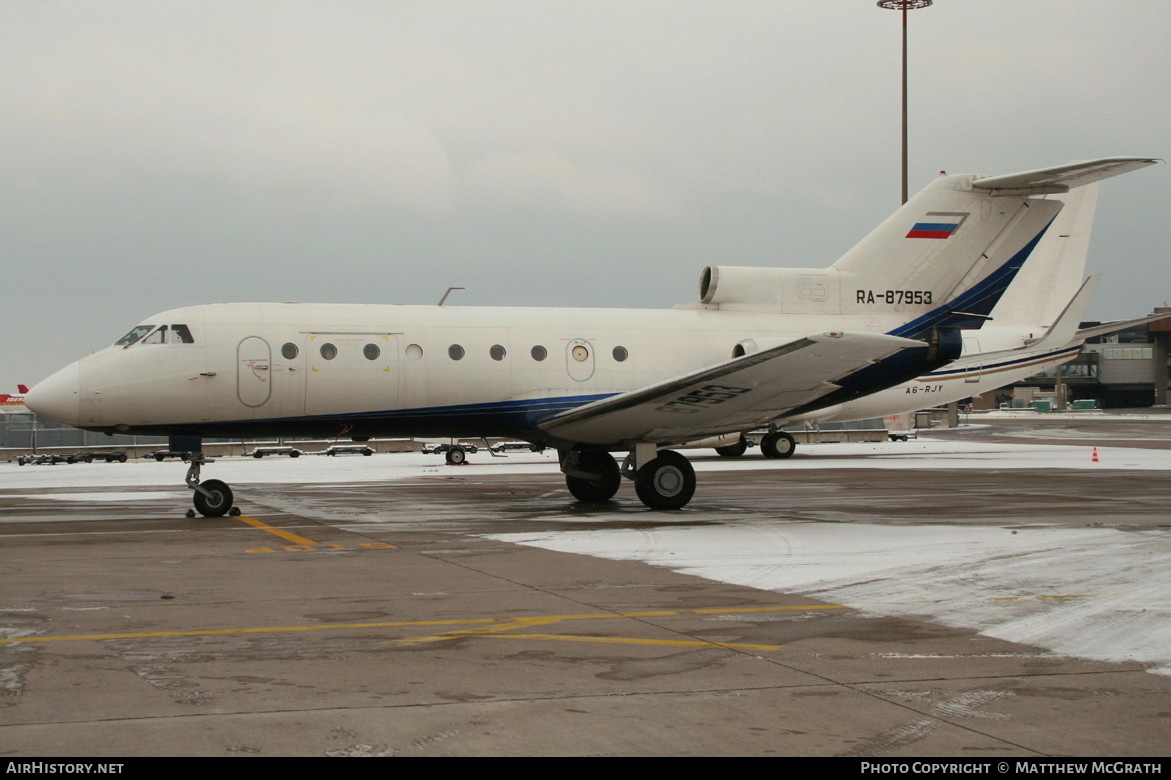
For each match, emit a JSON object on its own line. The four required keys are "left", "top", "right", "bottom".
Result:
{"left": 1, "top": 417, "right": 1169, "bottom": 756}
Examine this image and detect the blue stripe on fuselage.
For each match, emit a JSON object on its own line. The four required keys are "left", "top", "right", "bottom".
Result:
{"left": 251, "top": 392, "right": 617, "bottom": 429}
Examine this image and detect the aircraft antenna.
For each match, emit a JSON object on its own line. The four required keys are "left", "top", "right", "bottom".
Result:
{"left": 437, "top": 287, "right": 465, "bottom": 306}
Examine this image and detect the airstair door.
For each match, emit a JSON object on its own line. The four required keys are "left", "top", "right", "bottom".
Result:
{"left": 237, "top": 336, "right": 272, "bottom": 408}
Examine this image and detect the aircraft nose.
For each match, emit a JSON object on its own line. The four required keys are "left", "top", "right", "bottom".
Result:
{"left": 25, "top": 362, "right": 81, "bottom": 426}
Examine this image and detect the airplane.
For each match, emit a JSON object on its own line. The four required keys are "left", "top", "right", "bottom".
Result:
{"left": 25, "top": 156, "right": 1159, "bottom": 516}
{"left": 0, "top": 385, "right": 30, "bottom": 406}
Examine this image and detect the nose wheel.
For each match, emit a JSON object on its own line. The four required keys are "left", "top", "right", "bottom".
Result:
{"left": 184, "top": 453, "right": 239, "bottom": 517}
{"left": 193, "top": 478, "right": 234, "bottom": 517}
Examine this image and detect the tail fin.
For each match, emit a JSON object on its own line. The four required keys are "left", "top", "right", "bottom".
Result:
{"left": 835, "top": 174, "right": 1063, "bottom": 335}
{"left": 697, "top": 180, "right": 1059, "bottom": 321}
{"left": 17, "top": 385, "right": 28, "bottom": 394}
{"left": 986, "top": 184, "right": 1100, "bottom": 331}
{"left": 1025, "top": 274, "right": 1100, "bottom": 350}
{"left": 697, "top": 158, "right": 1157, "bottom": 333}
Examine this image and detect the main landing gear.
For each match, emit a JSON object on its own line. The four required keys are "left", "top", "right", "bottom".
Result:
{"left": 631, "top": 449, "right": 695, "bottom": 510}
{"left": 714, "top": 433, "right": 750, "bottom": 458}
{"left": 559, "top": 444, "right": 697, "bottom": 510}
{"left": 561, "top": 450, "right": 622, "bottom": 502}
{"left": 182, "top": 449, "right": 240, "bottom": 518}
{"left": 760, "top": 430, "right": 796, "bottom": 459}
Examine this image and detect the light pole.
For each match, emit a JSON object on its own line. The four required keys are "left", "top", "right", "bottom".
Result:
{"left": 877, "top": 0, "right": 932, "bottom": 205}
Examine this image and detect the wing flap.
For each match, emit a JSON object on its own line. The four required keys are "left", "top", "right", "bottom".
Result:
{"left": 540, "top": 331, "right": 924, "bottom": 444}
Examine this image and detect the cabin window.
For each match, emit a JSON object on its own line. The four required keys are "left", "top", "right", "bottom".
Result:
{"left": 282, "top": 343, "right": 299, "bottom": 360}
{"left": 170, "top": 324, "right": 195, "bottom": 344}
{"left": 531, "top": 345, "right": 547, "bottom": 361}
{"left": 115, "top": 325, "right": 154, "bottom": 346}
{"left": 612, "top": 346, "right": 628, "bottom": 362}
{"left": 490, "top": 344, "right": 506, "bottom": 361}
{"left": 320, "top": 343, "right": 337, "bottom": 360}
{"left": 364, "top": 343, "right": 381, "bottom": 360}
{"left": 448, "top": 344, "right": 465, "bottom": 361}
{"left": 571, "top": 344, "right": 590, "bottom": 362}
{"left": 406, "top": 344, "right": 423, "bottom": 360}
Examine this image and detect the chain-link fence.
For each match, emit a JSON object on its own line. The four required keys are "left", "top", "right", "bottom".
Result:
{"left": 0, "top": 411, "right": 167, "bottom": 450}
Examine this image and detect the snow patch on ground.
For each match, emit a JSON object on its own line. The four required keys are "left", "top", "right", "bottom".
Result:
{"left": 489, "top": 521, "right": 1171, "bottom": 676}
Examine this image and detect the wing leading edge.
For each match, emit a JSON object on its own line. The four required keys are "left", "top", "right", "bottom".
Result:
{"left": 539, "top": 331, "right": 925, "bottom": 445}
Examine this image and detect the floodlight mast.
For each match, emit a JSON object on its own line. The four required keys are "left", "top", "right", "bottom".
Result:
{"left": 878, "top": 0, "right": 933, "bottom": 205}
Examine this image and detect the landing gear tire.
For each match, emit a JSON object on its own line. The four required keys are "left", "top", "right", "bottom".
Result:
{"left": 446, "top": 446, "right": 466, "bottom": 465}
{"left": 193, "top": 479, "right": 233, "bottom": 518}
{"left": 565, "top": 451, "right": 621, "bottom": 502}
{"left": 715, "top": 437, "right": 748, "bottom": 457}
{"left": 761, "top": 431, "right": 796, "bottom": 459}
{"left": 634, "top": 450, "right": 695, "bottom": 510}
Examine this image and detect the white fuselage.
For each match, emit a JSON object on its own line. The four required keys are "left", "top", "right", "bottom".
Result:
{"left": 29, "top": 300, "right": 1079, "bottom": 446}
{"left": 37, "top": 302, "right": 909, "bottom": 441}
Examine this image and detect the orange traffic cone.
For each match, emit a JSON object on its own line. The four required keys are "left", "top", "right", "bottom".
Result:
{"left": 1092, "top": 447, "right": 1099, "bottom": 463}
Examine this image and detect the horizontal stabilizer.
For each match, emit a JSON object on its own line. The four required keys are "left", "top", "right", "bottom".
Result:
{"left": 540, "top": 331, "right": 924, "bottom": 445}
{"left": 1076, "top": 311, "right": 1171, "bottom": 341}
{"left": 972, "top": 157, "right": 1160, "bottom": 195}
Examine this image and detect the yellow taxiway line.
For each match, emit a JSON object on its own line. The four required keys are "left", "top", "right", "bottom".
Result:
{"left": 234, "top": 514, "right": 322, "bottom": 546}
{"left": 0, "top": 605, "right": 846, "bottom": 651}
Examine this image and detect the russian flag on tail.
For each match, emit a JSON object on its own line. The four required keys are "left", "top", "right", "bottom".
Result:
{"left": 907, "top": 211, "right": 969, "bottom": 239}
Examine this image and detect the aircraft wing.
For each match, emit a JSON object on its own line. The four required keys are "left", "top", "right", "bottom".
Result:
{"left": 539, "top": 331, "right": 925, "bottom": 445}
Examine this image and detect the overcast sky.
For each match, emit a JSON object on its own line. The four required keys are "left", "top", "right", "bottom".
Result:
{"left": 3, "top": 0, "right": 1167, "bottom": 392}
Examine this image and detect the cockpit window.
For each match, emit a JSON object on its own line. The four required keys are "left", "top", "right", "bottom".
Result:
{"left": 115, "top": 325, "right": 154, "bottom": 346}
{"left": 142, "top": 326, "right": 167, "bottom": 344}
{"left": 115, "top": 323, "right": 196, "bottom": 347}
{"left": 170, "top": 324, "right": 194, "bottom": 344}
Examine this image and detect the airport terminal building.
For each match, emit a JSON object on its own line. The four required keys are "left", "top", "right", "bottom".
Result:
{"left": 996, "top": 313, "right": 1171, "bottom": 410}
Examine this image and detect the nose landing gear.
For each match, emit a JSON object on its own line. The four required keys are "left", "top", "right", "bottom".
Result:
{"left": 182, "top": 450, "right": 240, "bottom": 518}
